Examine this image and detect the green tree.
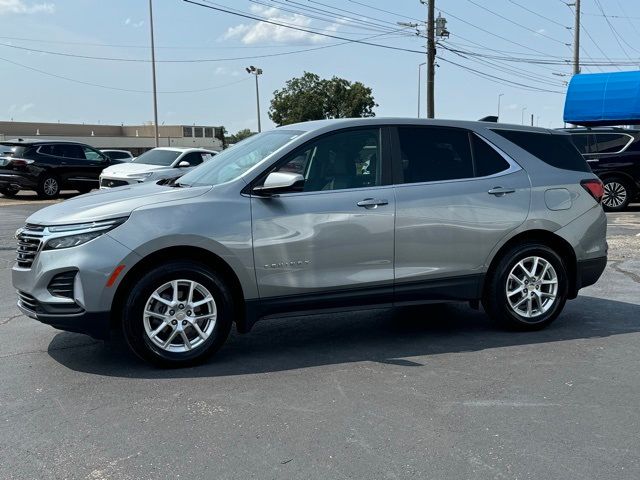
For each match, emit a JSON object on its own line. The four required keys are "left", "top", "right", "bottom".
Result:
{"left": 226, "top": 128, "right": 257, "bottom": 145}
{"left": 268, "top": 72, "right": 377, "bottom": 126}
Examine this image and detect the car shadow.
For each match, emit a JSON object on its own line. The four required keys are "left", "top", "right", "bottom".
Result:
{"left": 47, "top": 296, "right": 640, "bottom": 378}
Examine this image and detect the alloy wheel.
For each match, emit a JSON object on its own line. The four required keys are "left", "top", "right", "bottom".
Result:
{"left": 43, "top": 178, "right": 59, "bottom": 197}
{"left": 143, "top": 279, "right": 217, "bottom": 353}
{"left": 602, "top": 181, "right": 627, "bottom": 209}
{"left": 505, "top": 256, "right": 558, "bottom": 319}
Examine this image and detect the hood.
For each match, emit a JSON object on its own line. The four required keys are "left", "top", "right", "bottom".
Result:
{"left": 27, "top": 182, "right": 212, "bottom": 226}
{"left": 101, "top": 162, "right": 172, "bottom": 176}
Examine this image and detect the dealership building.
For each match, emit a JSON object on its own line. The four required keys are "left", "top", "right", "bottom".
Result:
{"left": 0, "top": 121, "right": 225, "bottom": 155}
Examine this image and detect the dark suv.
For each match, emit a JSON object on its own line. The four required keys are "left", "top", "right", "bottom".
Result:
{"left": 564, "top": 127, "right": 640, "bottom": 211}
{"left": 0, "top": 139, "right": 126, "bottom": 199}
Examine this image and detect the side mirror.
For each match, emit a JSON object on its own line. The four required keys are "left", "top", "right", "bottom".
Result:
{"left": 253, "top": 171, "right": 304, "bottom": 195}
{"left": 178, "top": 160, "right": 190, "bottom": 168}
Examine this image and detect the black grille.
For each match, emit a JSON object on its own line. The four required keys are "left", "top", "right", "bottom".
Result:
{"left": 16, "top": 229, "right": 43, "bottom": 269}
{"left": 100, "top": 178, "right": 129, "bottom": 188}
{"left": 47, "top": 271, "right": 77, "bottom": 299}
{"left": 17, "top": 291, "right": 40, "bottom": 314}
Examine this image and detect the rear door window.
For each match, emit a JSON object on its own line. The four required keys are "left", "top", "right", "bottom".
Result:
{"left": 60, "top": 145, "right": 86, "bottom": 159}
{"left": 592, "top": 133, "right": 632, "bottom": 154}
{"left": 492, "top": 130, "right": 590, "bottom": 173}
{"left": 396, "top": 126, "right": 474, "bottom": 183}
{"left": 179, "top": 152, "right": 204, "bottom": 167}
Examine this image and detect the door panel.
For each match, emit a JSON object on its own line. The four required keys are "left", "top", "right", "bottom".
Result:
{"left": 392, "top": 126, "right": 530, "bottom": 292}
{"left": 250, "top": 126, "right": 394, "bottom": 299}
{"left": 251, "top": 187, "right": 395, "bottom": 298}
{"left": 394, "top": 170, "right": 530, "bottom": 284}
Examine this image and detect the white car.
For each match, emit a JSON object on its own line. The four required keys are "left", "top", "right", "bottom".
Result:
{"left": 99, "top": 147, "right": 216, "bottom": 188}
{"left": 100, "top": 149, "right": 134, "bottom": 162}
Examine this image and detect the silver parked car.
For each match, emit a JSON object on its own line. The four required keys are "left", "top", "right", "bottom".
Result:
{"left": 12, "top": 119, "right": 607, "bottom": 367}
{"left": 99, "top": 147, "right": 216, "bottom": 188}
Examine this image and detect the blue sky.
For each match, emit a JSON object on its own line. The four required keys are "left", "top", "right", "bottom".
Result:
{"left": 1, "top": 0, "right": 639, "bottom": 134}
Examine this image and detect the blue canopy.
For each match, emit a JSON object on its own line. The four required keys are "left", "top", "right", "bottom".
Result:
{"left": 563, "top": 71, "right": 640, "bottom": 126}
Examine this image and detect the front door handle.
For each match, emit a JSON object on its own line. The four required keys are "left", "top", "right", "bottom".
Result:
{"left": 357, "top": 198, "right": 389, "bottom": 209}
{"left": 487, "top": 187, "right": 515, "bottom": 196}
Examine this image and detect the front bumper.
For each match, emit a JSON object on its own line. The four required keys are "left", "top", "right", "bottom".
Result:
{"left": 99, "top": 176, "right": 136, "bottom": 189}
{"left": 12, "top": 231, "right": 139, "bottom": 339}
{"left": 17, "top": 295, "right": 110, "bottom": 339}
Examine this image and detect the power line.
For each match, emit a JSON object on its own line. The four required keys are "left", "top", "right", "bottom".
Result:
{"left": 181, "top": 0, "right": 425, "bottom": 56}
{"left": 507, "top": 0, "right": 570, "bottom": 29}
{"left": 438, "top": 55, "right": 565, "bottom": 94}
{"left": 0, "top": 27, "right": 413, "bottom": 63}
{"left": 464, "top": 0, "right": 570, "bottom": 46}
{"left": 0, "top": 55, "right": 252, "bottom": 93}
{"left": 593, "top": 0, "right": 637, "bottom": 60}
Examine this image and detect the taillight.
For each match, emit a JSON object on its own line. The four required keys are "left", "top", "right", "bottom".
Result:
{"left": 9, "top": 158, "right": 33, "bottom": 167}
{"left": 581, "top": 179, "right": 604, "bottom": 203}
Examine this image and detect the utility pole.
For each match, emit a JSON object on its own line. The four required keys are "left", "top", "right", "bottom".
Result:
{"left": 572, "top": 0, "right": 581, "bottom": 75}
{"left": 148, "top": 0, "right": 159, "bottom": 147}
{"left": 497, "top": 93, "right": 504, "bottom": 121}
{"left": 426, "top": 0, "right": 435, "bottom": 118}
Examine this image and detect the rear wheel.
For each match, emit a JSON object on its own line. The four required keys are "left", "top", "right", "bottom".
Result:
{"left": 483, "top": 243, "right": 568, "bottom": 330}
{"left": 602, "top": 176, "right": 632, "bottom": 212}
{"left": 121, "top": 261, "right": 233, "bottom": 367}
{"left": 0, "top": 186, "right": 19, "bottom": 197}
{"left": 37, "top": 174, "right": 60, "bottom": 199}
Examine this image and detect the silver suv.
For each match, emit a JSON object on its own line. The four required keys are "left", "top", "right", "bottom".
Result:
{"left": 12, "top": 119, "right": 608, "bottom": 367}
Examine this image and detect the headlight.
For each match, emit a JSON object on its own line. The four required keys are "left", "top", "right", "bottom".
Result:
{"left": 128, "top": 172, "right": 153, "bottom": 180}
{"left": 43, "top": 217, "right": 128, "bottom": 250}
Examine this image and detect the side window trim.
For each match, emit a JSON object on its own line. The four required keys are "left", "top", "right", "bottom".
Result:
{"left": 585, "top": 132, "right": 634, "bottom": 156}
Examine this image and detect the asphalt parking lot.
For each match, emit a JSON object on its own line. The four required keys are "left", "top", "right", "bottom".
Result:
{"left": 0, "top": 195, "right": 639, "bottom": 480}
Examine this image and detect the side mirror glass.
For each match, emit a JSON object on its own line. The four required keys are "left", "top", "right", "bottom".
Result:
{"left": 178, "top": 160, "right": 190, "bottom": 168}
{"left": 253, "top": 171, "right": 304, "bottom": 195}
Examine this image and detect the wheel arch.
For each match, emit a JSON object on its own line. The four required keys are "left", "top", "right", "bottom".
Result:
{"left": 110, "top": 246, "right": 248, "bottom": 333}
{"left": 483, "top": 229, "right": 578, "bottom": 300}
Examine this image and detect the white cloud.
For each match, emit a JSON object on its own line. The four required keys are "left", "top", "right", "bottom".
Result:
{"left": 536, "top": 28, "right": 546, "bottom": 35}
{"left": 20, "top": 102, "right": 34, "bottom": 112}
{"left": 223, "top": 4, "right": 338, "bottom": 45}
{"left": 0, "top": 0, "right": 54, "bottom": 14}
{"left": 214, "top": 66, "right": 240, "bottom": 77}
{"left": 124, "top": 17, "right": 143, "bottom": 28}
{"left": 507, "top": 103, "right": 519, "bottom": 110}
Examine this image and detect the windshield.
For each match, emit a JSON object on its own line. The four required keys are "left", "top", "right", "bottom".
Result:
{"left": 178, "top": 130, "right": 303, "bottom": 187}
{"left": 132, "top": 149, "right": 181, "bottom": 166}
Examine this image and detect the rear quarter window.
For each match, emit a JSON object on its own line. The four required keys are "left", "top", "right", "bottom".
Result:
{"left": 492, "top": 129, "right": 591, "bottom": 173}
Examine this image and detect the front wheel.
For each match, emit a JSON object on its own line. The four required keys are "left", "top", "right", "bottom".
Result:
{"left": 482, "top": 243, "right": 568, "bottom": 330}
{"left": 121, "top": 261, "right": 234, "bottom": 367}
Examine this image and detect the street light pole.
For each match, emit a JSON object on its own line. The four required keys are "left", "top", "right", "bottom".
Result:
{"left": 521, "top": 106, "right": 527, "bottom": 125}
{"left": 418, "top": 62, "right": 426, "bottom": 118}
{"left": 426, "top": 0, "right": 435, "bottom": 118}
{"left": 497, "top": 93, "right": 504, "bottom": 121}
{"left": 148, "top": 0, "right": 159, "bottom": 147}
{"left": 246, "top": 66, "right": 263, "bottom": 132}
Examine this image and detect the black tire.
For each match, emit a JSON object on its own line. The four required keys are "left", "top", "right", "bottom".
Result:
{"left": 121, "top": 260, "right": 233, "bottom": 367}
{"left": 482, "top": 243, "right": 568, "bottom": 331}
{"left": 601, "top": 176, "right": 632, "bottom": 212}
{"left": 37, "top": 174, "right": 60, "bottom": 199}
{"left": 77, "top": 187, "right": 92, "bottom": 194}
{"left": 0, "top": 186, "right": 19, "bottom": 197}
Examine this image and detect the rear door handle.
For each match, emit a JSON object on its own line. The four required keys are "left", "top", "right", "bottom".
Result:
{"left": 357, "top": 198, "right": 389, "bottom": 208}
{"left": 487, "top": 187, "right": 515, "bottom": 196}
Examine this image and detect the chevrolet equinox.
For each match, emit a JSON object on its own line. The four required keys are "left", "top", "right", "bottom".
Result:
{"left": 12, "top": 119, "right": 608, "bottom": 367}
